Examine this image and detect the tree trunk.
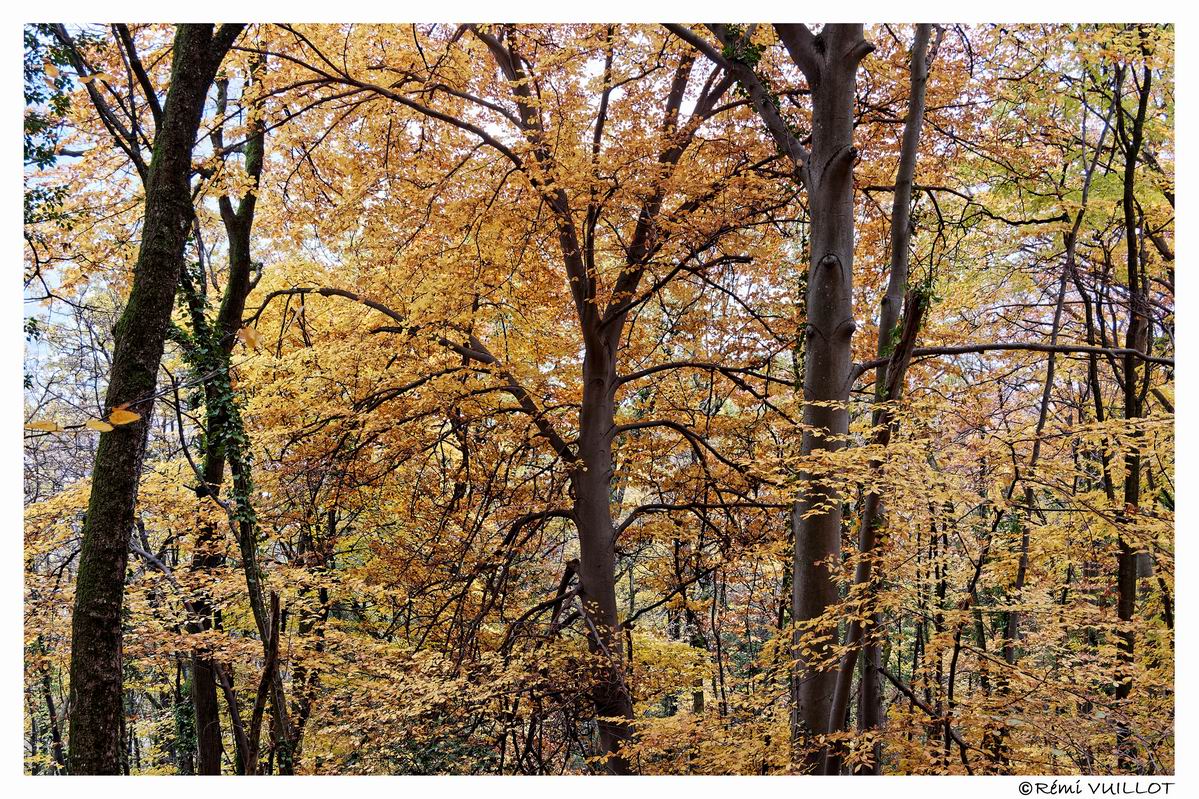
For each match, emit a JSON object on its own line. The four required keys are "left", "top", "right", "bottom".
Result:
{"left": 826, "top": 286, "right": 929, "bottom": 773}
{"left": 38, "top": 640, "right": 66, "bottom": 773}
{"left": 573, "top": 340, "right": 634, "bottom": 774}
{"left": 66, "top": 23, "right": 242, "bottom": 775}
{"left": 854, "top": 25, "right": 934, "bottom": 774}
{"left": 789, "top": 24, "right": 871, "bottom": 770}
{"left": 671, "top": 22, "right": 872, "bottom": 770}
{"left": 187, "top": 67, "right": 265, "bottom": 777}
{"left": 1114, "top": 55, "right": 1152, "bottom": 772}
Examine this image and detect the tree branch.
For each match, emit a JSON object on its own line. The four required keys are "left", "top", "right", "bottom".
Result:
{"left": 854, "top": 342, "right": 1173, "bottom": 381}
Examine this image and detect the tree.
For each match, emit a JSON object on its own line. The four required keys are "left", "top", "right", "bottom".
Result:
{"left": 668, "top": 22, "right": 875, "bottom": 769}
{"left": 56, "top": 23, "right": 244, "bottom": 774}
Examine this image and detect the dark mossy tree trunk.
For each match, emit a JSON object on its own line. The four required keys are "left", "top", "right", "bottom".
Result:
{"left": 66, "top": 23, "right": 244, "bottom": 775}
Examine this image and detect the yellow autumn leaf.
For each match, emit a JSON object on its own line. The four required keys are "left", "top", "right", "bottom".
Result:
{"left": 24, "top": 420, "right": 61, "bottom": 432}
{"left": 108, "top": 408, "right": 141, "bottom": 426}
{"left": 44, "top": 61, "right": 59, "bottom": 79}
{"left": 85, "top": 419, "right": 115, "bottom": 433}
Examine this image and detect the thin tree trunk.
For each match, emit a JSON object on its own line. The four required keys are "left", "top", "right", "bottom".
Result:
{"left": 173, "top": 659, "right": 195, "bottom": 775}
{"left": 825, "top": 285, "right": 930, "bottom": 773}
{"left": 38, "top": 640, "right": 66, "bottom": 773}
{"left": 186, "top": 63, "right": 265, "bottom": 777}
{"left": 987, "top": 272, "right": 1067, "bottom": 769}
{"left": 854, "top": 25, "right": 935, "bottom": 774}
{"left": 1114, "top": 54, "right": 1152, "bottom": 772}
